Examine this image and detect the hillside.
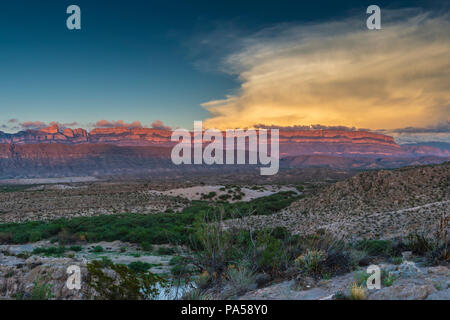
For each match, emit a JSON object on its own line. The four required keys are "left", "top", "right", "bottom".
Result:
{"left": 228, "top": 162, "right": 450, "bottom": 240}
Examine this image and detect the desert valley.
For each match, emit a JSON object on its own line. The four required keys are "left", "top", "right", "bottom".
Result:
{"left": 0, "top": 125, "right": 448, "bottom": 300}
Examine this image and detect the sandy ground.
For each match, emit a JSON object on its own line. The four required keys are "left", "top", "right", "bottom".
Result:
{"left": 148, "top": 185, "right": 300, "bottom": 202}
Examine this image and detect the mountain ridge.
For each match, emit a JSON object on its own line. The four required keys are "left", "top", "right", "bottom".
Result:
{"left": 1, "top": 124, "right": 448, "bottom": 157}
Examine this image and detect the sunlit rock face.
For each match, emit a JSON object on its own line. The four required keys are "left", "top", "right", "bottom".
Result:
{"left": 0, "top": 125, "right": 448, "bottom": 178}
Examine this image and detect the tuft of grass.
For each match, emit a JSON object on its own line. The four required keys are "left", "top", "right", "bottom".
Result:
{"left": 349, "top": 282, "right": 366, "bottom": 300}
{"left": 182, "top": 288, "right": 213, "bottom": 300}
{"left": 225, "top": 265, "right": 257, "bottom": 296}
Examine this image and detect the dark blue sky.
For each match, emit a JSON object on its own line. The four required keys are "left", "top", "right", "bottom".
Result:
{"left": 0, "top": 0, "right": 446, "bottom": 130}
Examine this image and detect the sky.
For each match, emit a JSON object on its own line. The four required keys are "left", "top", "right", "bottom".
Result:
{"left": 0, "top": 0, "right": 448, "bottom": 143}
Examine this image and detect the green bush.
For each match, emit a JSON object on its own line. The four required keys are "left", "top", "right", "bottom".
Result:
{"left": 157, "top": 247, "right": 175, "bottom": 255}
{"left": 31, "top": 278, "right": 55, "bottom": 300}
{"left": 33, "top": 246, "right": 67, "bottom": 257}
{"left": 407, "top": 234, "right": 434, "bottom": 255}
{"left": 0, "top": 192, "right": 298, "bottom": 247}
{"left": 86, "top": 260, "right": 165, "bottom": 300}
{"left": 128, "top": 261, "right": 152, "bottom": 274}
{"left": 92, "top": 245, "right": 104, "bottom": 253}
{"left": 354, "top": 240, "right": 395, "bottom": 256}
{"left": 295, "top": 249, "right": 326, "bottom": 275}
{"left": 140, "top": 242, "right": 153, "bottom": 252}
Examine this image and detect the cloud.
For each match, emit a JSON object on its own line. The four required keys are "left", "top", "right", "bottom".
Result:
{"left": 49, "top": 121, "right": 79, "bottom": 128}
{"left": 200, "top": 9, "right": 450, "bottom": 131}
{"left": 20, "top": 121, "right": 47, "bottom": 130}
{"left": 94, "top": 120, "right": 143, "bottom": 129}
{"left": 381, "top": 120, "right": 450, "bottom": 144}
{"left": 253, "top": 124, "right": 370, "bottom": 132}
{"left": 151, "top": 120, "right": 172, "bottom": 131}
{"left": 8, "top": 119, "right": 18, "bottom": 123}
{"left": 19, "top": 121, "right": 80, "bottom": 131}
{"left": 388, "top": 122, "right": 449, "bottom": 134}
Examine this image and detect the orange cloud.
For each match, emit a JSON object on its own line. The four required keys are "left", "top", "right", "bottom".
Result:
{"left": 151, "top": 120, "right": 172, "bottom": 130}
{"left": 202, "top": 10, "right": 450, "bottom": 131}
{"left": 95, "top": 120, "right": 142, "bottom": 129}
{"left": 20, "top": 121, "right": 47, "bottom": 130}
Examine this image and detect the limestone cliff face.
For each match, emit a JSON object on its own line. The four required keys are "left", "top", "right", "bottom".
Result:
{"left": 0, "top": 125, "right": 447, "bottom": 158}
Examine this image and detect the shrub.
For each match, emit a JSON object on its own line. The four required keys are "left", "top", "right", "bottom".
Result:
{"left": 295, "top": 249, "right": 326, "bottom": 276}
{"left": 196, "top": 271, "right": 211, "bottom": 289}
{"left": 169, "top": 255, "right": 186, "bottom": 266}
{"left": 382, "top": 270, "right": 396, "bottom": 287}
{"left": 92, "top": 245, "right": 104, "bottom": 253}
{"left": 0, "top": 192, "right": 297, "bottom": 246}
{"left": 225, "top": 265, "right": 257, "bottom": 296}
{"left": 391, "top": 256, "right": 403, "bottom": 265}
{"left": 157, "top": 246, "right": 175, "bottom": 255}
{"left": 0, "top": 232, "right": 13, "bottom": 244}
{"left": 201, "top": 192, "right": 217, "bottom": 200}
{"left": 354, "top": 239, "right": 395, "bottom": 256}
{"left": 86, "top": 260, "right": 165, "bottom": 300}
{"left": 128, "top": 261, "right": 152, "bottom": 274}
{"left": 57, "top": 229, "right": 78, "bottom": 245}
{"left": 33, "top": 246, "right": 66, "bottom": 257}
{"left": 29, "top": 231, "right": 42, "bottom": 243}
{"left": 322, "top": 250, "right": 352, "bottom": 275}
{"left": 31, "top": 278, "right": 55, "bottom": 300}
{"left": 426, "top": 245, "right": 449, "bottom": 266}
{"left": 407, "top": 234, "right": 434, "bottom": 255}
{"left": 256, "top": 232, "right": 286, "bottom": 273}
{"left": 171, "top": 263, "right": 192, "bottom": 277}
{"left": 140, "top": 242, "right": 153, "bottom": 252}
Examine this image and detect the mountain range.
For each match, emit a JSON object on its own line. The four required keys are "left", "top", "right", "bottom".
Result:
{"left": 0, "top": 125, "right": 448, "bottom": 178}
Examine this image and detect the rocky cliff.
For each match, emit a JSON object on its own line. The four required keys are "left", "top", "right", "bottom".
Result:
{"left": 0, "top": 124, "right": 448, "bottom": 157}
{"left": 0, "top": 125, "right": 448, "bottom": 178}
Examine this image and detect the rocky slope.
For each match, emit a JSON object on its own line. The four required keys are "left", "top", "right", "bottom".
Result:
{"left": 227, "top": 162, "right": 450, "bottom": 240}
